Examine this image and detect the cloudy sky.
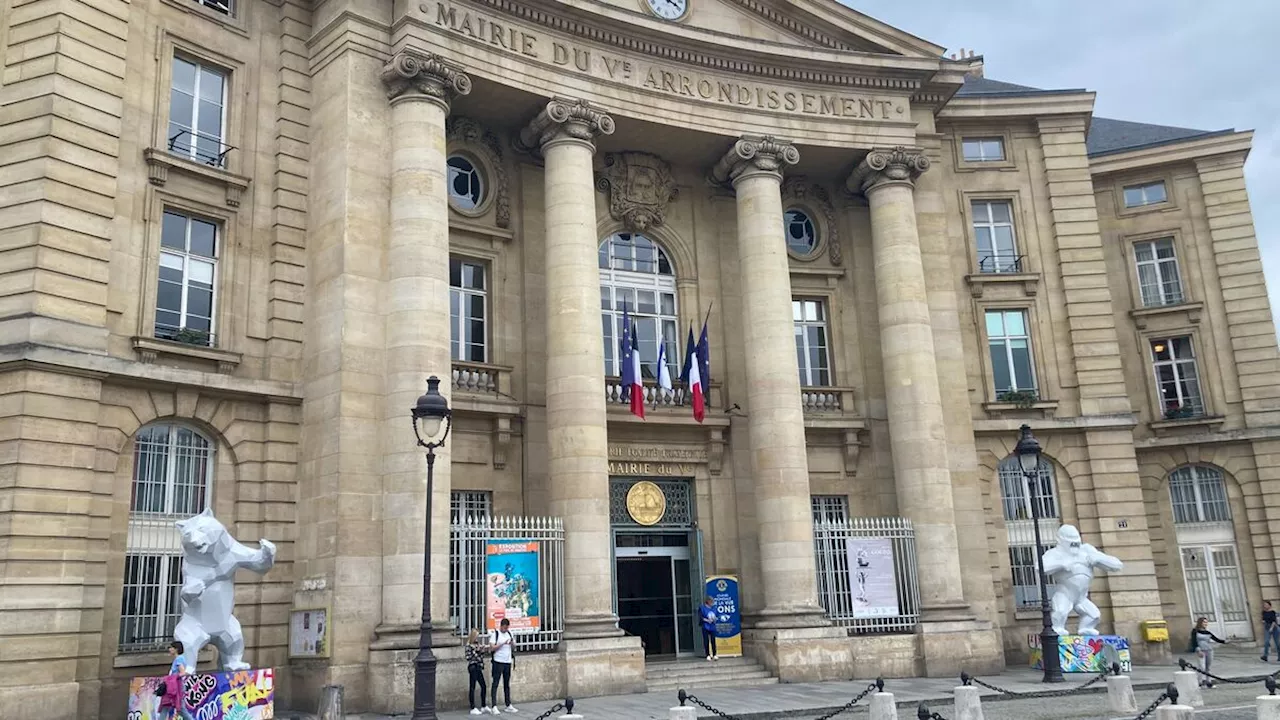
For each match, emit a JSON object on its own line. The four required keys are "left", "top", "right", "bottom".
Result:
{"left": 846, "top": 0, "right": 1280, "bottom": 331}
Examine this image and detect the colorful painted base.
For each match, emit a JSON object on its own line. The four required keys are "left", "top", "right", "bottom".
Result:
{"left": 1029, "top": 634, "right": 1132, "bottom": 673}
{"left": 128, "top": 668, "right": 274, "bottom": 720}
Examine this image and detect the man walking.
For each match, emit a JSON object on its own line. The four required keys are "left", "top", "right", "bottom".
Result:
{"left": 1262, "top": 601, "right": 1279, "bottom": 662}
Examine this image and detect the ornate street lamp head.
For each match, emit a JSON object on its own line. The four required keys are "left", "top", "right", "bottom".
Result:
{"left": 411, "top": 376, "right": 452, "bottom": 446}
{"left": 1014, "top": 423, "right": 1042, "bottom": 475}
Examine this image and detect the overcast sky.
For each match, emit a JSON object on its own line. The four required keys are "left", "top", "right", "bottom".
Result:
{"left": 846, "top": 0, "right": 1280, "bottom": 334}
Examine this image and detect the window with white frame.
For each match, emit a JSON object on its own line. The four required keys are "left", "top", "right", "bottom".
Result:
{"left": 794, "top": 299, "right": 832, "bottom": 387}
{"left": 447, "top": 155, "right": 486, "bottom": 212}
{"left": 599, "top": 233, "right": 679, "bottom": 380}
{"left": 1123, "top": 181, "right": 1168, "bottom": 208}
{"left": 962, "top": 137, "right": 1006, "bottom": 162}
{"left": 985, "top": 309, "right": 1036, "bottom": 396}
{"left": 998, "top": 455, "right": 1060, "bottom": 608}
{"left": 168, "top": 56, "right": 229, "bottom": 167}
{"left": 811, "top": 495, "right": 850, "bottom": 523}
{"left": 1150, "top": 336, "right": 1204, "bottom": 418}
{"left": 972, "top": 200, "right": 1020, "bottom": 273}
{"left": 156, "top": 210, "right": 218, "bottom": 346}
{"left": 1168, "top": 466, "right": 1230, "bottom": 524}
{"left": 120, "top": 425, "right": 214, "bottom": 652}
{"left": 196, "top": 0, "right": 232, "bottom": 14}
{"left": 450, "top": 490, "right": 493, "bottom": 523}
{"left": 1133, "top": 238, "right": 1184, "bottom": 307}
{"left": 450, "top": 258, "right": 487, "bottom": 363}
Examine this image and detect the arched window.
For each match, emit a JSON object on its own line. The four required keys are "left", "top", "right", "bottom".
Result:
{"left": 1169, "top": 466, "right": 1230, "bottom": 524}
{"left": 998, "top": 455, "right": 1061, "bottom": 608}
{"left": 599, "top": 233, "right": 679, "bottom": 380}
{"left": 120, "top": 424, "right": 214, "bottom": 652}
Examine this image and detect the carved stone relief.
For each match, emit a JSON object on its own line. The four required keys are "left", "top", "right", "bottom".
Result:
{"left": 781, "top": 176, "right": 842, "bottom": 265}
{"left": 595, "top": 152, "right": 679, "bottom": 231}
{"left": 446, "top": 116, "right": 511, "bottom": 228}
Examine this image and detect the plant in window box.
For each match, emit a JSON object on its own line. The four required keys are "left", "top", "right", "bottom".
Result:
{"left": 996, "top": 389, "right": 1039, "bottom": 408}
{"left": 1163, "top": 404, "right": 1199, "bottom": 420}
{"left": 171, "top": 327, "right": 212, "bottom": 347}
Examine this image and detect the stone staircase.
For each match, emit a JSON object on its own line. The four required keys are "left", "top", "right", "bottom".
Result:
{"left": 644, "top": 656, "right": 778, "bottom": 693}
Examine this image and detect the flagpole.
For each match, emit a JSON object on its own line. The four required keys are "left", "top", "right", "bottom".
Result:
{"left": 702, "top": 302, "right": 713, "bottom": 330}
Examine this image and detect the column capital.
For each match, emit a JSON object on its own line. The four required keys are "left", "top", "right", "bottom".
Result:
{"left": 709, "top": 135, "right": 800, "bottom": 188}
{"left": 380, "top": 50, "right": 472, "bottom": 109}
{"left": 846, "top": 146, "right": 930, "bottom": 195}
{"left": 515, "top": 97, "right": 615, "bottom": 157}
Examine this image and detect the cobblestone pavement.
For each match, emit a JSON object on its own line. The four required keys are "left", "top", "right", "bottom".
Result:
{"left": 326, "top": 648, "right": 1280, "bottom": 720}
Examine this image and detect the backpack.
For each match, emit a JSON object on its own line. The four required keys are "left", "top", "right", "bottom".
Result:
{"left": 490, "top": 630, "right": 516, "bottom": 667}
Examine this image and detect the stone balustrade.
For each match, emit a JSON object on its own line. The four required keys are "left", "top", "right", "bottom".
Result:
{"left": 801, "top": 386, "right": 854, "bottom": 412}
{"left": 451, "top": 361, "right": 512, "bottom": 397}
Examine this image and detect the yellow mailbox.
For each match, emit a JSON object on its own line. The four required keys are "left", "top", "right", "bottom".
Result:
{"left": 1141, "top": 620, "right": 1169, "bottom": 642}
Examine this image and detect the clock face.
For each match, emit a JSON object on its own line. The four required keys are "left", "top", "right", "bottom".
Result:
{"left": 646, "top": 0, "right": 688, "bottom": 21}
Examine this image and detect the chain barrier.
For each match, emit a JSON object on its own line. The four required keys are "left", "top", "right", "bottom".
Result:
{"left": 1178, "top": 656, "right": 1280, "bottom": 686}
{"left": 678, "top": 689, "right": 742, "bottom": 720}
{"left": 957, "top": 662, "right": 1116, "bottom": 700}
{"left": 915, "top": 701, "right": 949, "bottom": 720}
{"left": 531, "top": 697, "right": 572, "bottom": 720}
{"left": 1129, "top": 683, "right": 1175, "bottom": 720}
{"left": 676, "top": 679, "right": 885, "bottom": 720}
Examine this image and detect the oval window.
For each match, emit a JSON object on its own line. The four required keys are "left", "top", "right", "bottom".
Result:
{"left": 784, "top": 208, "right": 818, "bottom": 255}
{"left": 447, "top": 155, "right": 485, "bottom": 211}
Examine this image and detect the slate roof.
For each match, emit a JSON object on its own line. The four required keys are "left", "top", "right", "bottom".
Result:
{"left": 954, "top": 75, "right": 1234, "bottom": 156}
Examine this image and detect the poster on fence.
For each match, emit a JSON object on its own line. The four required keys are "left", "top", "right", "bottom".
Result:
{"left": 704, "top": 575, "right": 743, "bottom": 658}
{"left": 127, "top": 668, "right": 274, "bottom": 720}
{"left": 486, "top": 540, "right": 541, "bottom": 631}
{"left": 846, "top": 538, "right": 899, "bottom": 618}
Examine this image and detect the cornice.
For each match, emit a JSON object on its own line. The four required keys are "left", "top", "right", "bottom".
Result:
{"left": 782, "top": 0, "right": 948, "bottom": 58}
{"left": 1088, "top": 130, "right": 1252, "bottom": 176}
{"left": 724, "top": 0, "right": 850, "bottom": 50}
{"left": 938, "top": 91, "right": 1096, "bottom": 120}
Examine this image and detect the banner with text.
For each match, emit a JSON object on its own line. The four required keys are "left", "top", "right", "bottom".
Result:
{"left": 846, "top": 538, "right": 899, "bottom": 618}
{"left": 486, "top": 540, "right": 541, "bottom": 631}
{"left": 704, "top": 575, "right": 743, "bottom": 657}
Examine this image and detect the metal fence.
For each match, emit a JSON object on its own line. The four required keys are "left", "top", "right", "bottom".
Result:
{"left": 449, "top": 515, "right": 565, "bottom": 652}
{"left": 812, "top": 516, "right": 921, "bottom": 634}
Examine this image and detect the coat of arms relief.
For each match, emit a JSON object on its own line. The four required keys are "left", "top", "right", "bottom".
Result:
{"left": 595, "top": 152, "right": 680, "bottom": 231}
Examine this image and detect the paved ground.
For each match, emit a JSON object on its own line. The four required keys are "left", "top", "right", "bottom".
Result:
{"left": 327, "top": 647, "right": 1280, "bottom": 720}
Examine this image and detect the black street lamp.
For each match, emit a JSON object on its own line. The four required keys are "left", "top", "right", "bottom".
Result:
{"left": 410, "top": 376, "right": 453, "bottom": 720}
{"left": 1015, "top": 423, "right": 1064, "bottom": 684}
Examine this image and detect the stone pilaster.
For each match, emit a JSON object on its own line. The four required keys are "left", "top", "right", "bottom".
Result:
{"left": 518, "top": 98, "right": 644, "bottom": 696}
{"left": 711, "top": 136, "right": 851, "bottom": 681}
{"left": 847, "top": 147, "right": 969, "bottom": 617}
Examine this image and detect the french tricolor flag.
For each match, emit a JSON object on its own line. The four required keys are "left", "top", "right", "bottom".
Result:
{"left": 621, "top": 306, "right": 644, "bottom": 419}
{"left": 681, "top": 325, "right": 705, "bottom": 423}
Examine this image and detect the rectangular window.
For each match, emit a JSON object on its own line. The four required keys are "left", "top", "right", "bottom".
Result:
{"left": 793, "top": 299, "right": 832, "bottom": 387}
{"left": 450, "top": 490, "right": 492, "bottom": 523}
{"left": 962, "top": 137, "right": 1005, "bottom": 162}
{"left": 197, "top": 0, "right": 232, "bottom": 14}
{"left": 972, "top": 200, "right": 1020, "bottom": 273}
{"left": 1151, "top": 336, "right": 1204, "bottom": 418}
{"left": 1008, "top": 545, "right": 1057, "bottom": 609}
{"left": 985, "top": 310, "right": 1036, "bottom": 395}
{"left": 1133, "top": 238, "right": 1184, "bottom": 307}
{"left": 168, "top": 56, "right": 228, "bottom": 167}
{"left": 1123, "top": 181, "right": 1168, "bottom": 208}
{"left": 810, "top": 495, "right": 849, "bottom": 523}
{"left": 119, "top": 554, "right": 184, "bottom": 652}
{"left": 450, "top": 259, "right": 487, "bottom": 363}
{"left": 156, "top": 210, "right": 218, "bottom": 346}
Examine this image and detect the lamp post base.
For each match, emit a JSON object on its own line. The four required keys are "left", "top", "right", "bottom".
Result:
{"left": 410, "top": 646, "right": 439, "bottom": 720}
{"left": 1040, "top": 626, "right": 1064, "bottom": 683}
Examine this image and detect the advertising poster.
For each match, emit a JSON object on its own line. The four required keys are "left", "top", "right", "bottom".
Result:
{"left": 486, "top": 540, "right": 541, "bottom": 631}
{"left": 127, "top": 668, "right": 274, "bottom": 720}
{"left": 289, "top": 608, "right": 329, "bottom": 658}
{"left": 1029, "top": 634, "right": 1132, "bottom": 673}
{"left": 846, "top": 538, "right": 900, "bottom": 618}
{"left": 704, "top": 575, "right": 743, "bottom": 657}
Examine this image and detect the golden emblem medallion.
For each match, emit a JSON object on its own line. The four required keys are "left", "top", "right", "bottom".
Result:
{"left": 626, "top": 480, "right": 667, "bottom": 526}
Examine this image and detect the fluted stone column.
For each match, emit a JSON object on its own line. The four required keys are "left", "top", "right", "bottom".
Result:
{"left": 710, "top": 136, "right": 826, "bottom": 626}
{"left": 847, "top": 147, "right": 967, "bottom": 615}
{"left": 516, "top": 98, "right": 621, "bottom": 637}
{"left": 378, "top": 51, "right": 471, "bottom": 633}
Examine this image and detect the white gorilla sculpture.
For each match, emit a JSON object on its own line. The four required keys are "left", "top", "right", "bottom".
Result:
{"left": 1040, "top": 524, "right": 1123, "bottom": 636}
{"left": 174, "top": 508, "right": 276, "bottom": 671}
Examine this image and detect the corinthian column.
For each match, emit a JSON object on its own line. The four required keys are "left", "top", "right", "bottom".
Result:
{"left": 378, "top": 50, "right": 471, "bottom": 633}
{"left": 847, "top": 147, "right": 967, "bottom": 615}
{"left": 516, "top": 98, "right": 622, "bottom": 638}
{"left": 710, "top": 136, "right": 826, "bottom": 627}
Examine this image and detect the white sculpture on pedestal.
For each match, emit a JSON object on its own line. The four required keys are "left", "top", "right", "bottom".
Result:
{"left": 1041, "top": 524, "right": 1123, "bottom": 636}
{"left": 173, "top": 508, "right": 276, "bottom": 670}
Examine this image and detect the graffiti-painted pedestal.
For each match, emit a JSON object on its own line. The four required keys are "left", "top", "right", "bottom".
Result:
{"left": 1029, "top": 634, "right": 1131, "bottom": 673}
{"left": 128, "top": 668, "right": 274, "bottom": 720}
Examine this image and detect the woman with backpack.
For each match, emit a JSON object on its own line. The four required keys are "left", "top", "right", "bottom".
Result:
{"left": 489, "top": 618, "right": 517, "bottom": 714}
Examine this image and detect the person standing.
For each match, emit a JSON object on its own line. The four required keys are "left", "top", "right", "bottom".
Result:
{"left": 1191, "top": 616, "right": 1227, "bottom": 687}
{"left": 465, "top": 630, "right": 491, "bottom": 716}
{"left": 158, "top": 641, "right": 194, "bottom": 720}
{"left": 1262, "top": 601, "right": 1279, "bottom": 662}
{"left": 489, "top": 619, "right": 517, "bottom": 714}
{"left": 700, "top": 597, "right": 718, "bottom": 662}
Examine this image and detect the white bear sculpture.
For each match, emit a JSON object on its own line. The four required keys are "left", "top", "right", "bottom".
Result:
{"left": 1040, "top": 524, "right": 1123, "bottom": 636}
{"left": 174, "top": 508, "right": 276, "bottom": 671}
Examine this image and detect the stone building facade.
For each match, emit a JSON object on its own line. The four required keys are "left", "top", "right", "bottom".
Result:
{"left": 2, "top": 0, "right": 1278, "bottom": 717}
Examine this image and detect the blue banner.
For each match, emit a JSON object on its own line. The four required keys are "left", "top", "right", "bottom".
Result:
{"left": 704, "top": 575, "right": 742, "bottom": 657}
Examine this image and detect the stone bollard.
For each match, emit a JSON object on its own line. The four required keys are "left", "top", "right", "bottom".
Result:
{"left": 317, "top": 684, "right": 344, "bottom": 720}
{"left": 953, "top": 685, "right": 984, "bottom": 720}
{"left": 559, "top": 696, "right": 582, "bottom": 720}
{"left": 870, "top": 691, "right": 898, "bottom": 720}
{"left": 1106, "top": 674, "right": 1137, "bottom": 714}
{"left": 1259, "top": 694, "right": 1280, "bottom": 720}
{"left": 670, "top": 701, "right": 697, "bottom": 720}
{"left": 1154, "top": 705, "right": 1194, "bottom": 720}
{"left": 1173, "top": 670, "right": 1204, "bottom": 708}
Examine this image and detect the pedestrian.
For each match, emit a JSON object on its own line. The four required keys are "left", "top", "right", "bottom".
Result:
{"left": 489, "top": 619, "right": 517, "bottom": 714}
{"left": 1190, "top": 616, "right": 1227, "bottom": 687}
{"left": 465, "top": 629, "right": 491, "bottom": 716}
{"left": 1262, "top": 601, "right": 1279, "bottom": 662}
{"left": 157, "top": 641, "right": 193, "bottom": 720}
{"left": 700, "top": 596, "right": 718, "bottom": 662}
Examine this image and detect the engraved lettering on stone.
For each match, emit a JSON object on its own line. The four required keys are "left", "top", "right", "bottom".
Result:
{"left": 846, "top": 146, "right": 930, "bottom": 195}
{"left": 595, "top": 152, "right": 679, "bottom": 231}
{"left": 709, "top": 135, "right": 800, "bottom": 188}
{"left": 514, "top": 97, "right": 615, "bottom": 158}
{"left": 380, "top": 50, "right": 472, "bottom": 106}
{"left": 447, "top": 116, "right": 511, "bottom": 228}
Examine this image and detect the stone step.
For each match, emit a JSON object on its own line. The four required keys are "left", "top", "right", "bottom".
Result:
{"left": 646, "top": 672, "right": 779, "bottom": 693}
{"left": 645, "top": 659, "right": 767, "bottom": 680}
